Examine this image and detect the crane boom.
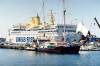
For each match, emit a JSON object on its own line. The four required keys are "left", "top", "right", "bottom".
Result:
{"left": 94, "top": 17, "right": 100, "bottom": 29}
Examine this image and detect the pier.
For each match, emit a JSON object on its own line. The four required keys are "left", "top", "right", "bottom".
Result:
{"left": 0, "top": 44, "right": 25, "bottom": 50}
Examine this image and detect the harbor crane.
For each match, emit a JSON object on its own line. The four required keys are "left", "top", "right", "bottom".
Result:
{"left": 94, "top": 17, "right": 100, "bottom": 29}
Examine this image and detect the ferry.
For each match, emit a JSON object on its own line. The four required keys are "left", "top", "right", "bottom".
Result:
{"left": 6, "top": 13, "right": 81, "bottom": 54}
{"left": 7, "top": 14, "right": 77, "bottom": 45}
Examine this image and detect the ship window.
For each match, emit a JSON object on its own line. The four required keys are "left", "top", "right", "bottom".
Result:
{"left": 16, "top": 37, "right": 34, "bottom": 42}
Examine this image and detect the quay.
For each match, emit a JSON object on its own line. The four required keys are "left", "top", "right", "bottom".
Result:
{"left": 0, "top": 44, "right": 25, "bottom": 50}
{"left": 80, "top": 48, "right": 100, "bottom": 51}
{"left": 0, "top": 43, "right": 100, "bottom": 51}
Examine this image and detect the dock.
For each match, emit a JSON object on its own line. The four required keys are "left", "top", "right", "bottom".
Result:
{"left": 0, "top": 44, "right": 25, "bottom": 50}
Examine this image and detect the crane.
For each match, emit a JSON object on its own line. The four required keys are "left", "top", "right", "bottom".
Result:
{"left": 94, "top": 17, "right": 100, "bottom": 29}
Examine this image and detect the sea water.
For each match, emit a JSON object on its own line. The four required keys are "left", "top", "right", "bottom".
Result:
{"left": 0, "top": 49, "right": 100, "bottom": 66}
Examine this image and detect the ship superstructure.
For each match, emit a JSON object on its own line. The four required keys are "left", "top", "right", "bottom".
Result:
{"left": 6, "top": 14, "right": 77, "bottom": 45}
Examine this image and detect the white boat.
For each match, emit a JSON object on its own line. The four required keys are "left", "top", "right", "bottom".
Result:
{"left": 25, "top": 47, "right": 35, "bottom": 51}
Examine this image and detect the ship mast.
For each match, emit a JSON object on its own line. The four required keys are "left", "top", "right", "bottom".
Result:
{"left": 62, "top": 0, "right": 66, "bottom": 42}
{"left": 50, "top": 10, "right": 55, "bottom": 25}
{"left": 42, "top": 0, "right": 46, "bottom": 37}
{"left": 43, "top": 0, "right": 45, "bottom": 26}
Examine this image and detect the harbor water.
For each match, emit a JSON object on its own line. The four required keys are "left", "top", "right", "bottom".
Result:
{"left": 0, "top": 49, "right": 100, "bottom": 66}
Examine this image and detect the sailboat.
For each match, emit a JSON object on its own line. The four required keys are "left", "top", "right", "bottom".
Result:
{"left": 35, "top": 0, "right": 81, "bottom": 54}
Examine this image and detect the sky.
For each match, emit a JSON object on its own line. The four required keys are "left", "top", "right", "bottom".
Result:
{"left": 0, "top": 0, "right": 100, "bottom": 37}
